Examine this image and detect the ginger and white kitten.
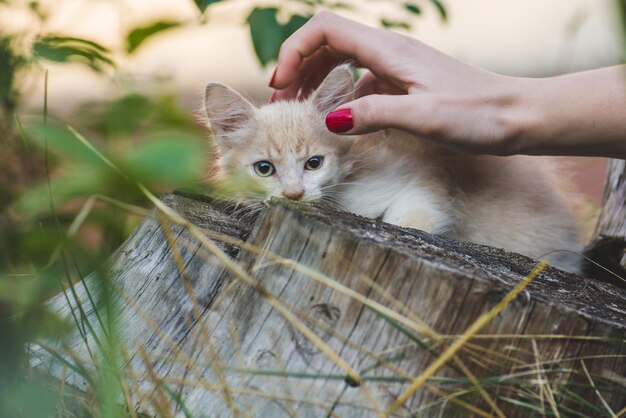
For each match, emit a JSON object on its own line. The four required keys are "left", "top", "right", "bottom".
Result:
{"left": 203, "top": 65, "right": 583, "bottom": 273}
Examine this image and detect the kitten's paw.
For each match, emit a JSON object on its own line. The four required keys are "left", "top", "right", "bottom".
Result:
{"left": 383, "top": 204, "right": 452, "bottom": 234}
{"left": 384, "top": 210, "right": 436, "bottom": 232}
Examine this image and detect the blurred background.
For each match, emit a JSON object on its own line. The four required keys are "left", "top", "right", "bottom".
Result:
{"left": 12, "top": 0, "right": 625, "bottom": 110}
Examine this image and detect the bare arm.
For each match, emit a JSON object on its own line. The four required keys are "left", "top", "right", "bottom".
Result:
{"left": 271, "top": 11, "right": 626, "bottom": 158}
{"left": 513, "top": 67, "right": 626, "bottom": 158}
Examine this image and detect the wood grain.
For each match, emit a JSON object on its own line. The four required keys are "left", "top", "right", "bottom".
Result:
{"left": 585, "top": 158, "right": 626, "bottom": 286}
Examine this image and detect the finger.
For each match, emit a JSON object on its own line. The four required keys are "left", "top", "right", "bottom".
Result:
{"left": 274, "top": 64, "right": 401, "bottom": 103}
{"left": 355, "top": 71, "right": 406, "bottom": 98}
{"left": 273, "top": 48, "right": 340, "bottom": 101}
{"left": 325, "top": 94, "right": 433, "bottom": 136}
{"left": 271, "top": 74, "right": 302, "bottom": 102}
{"left": 273, "top": 11, "right": 404, "bottom": 89}
{"left": 298, "top": 52, "right": 347, "bottom": 99}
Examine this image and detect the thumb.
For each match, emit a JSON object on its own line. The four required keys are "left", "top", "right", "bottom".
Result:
{"left": 325, "top": 94, "right": 428, "bottom": 135}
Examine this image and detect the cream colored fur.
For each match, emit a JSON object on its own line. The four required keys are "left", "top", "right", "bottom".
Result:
{"left": 204, "top": 65, "right": 584, "bottom": 274}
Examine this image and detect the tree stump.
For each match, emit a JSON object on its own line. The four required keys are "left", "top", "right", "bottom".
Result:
{"left": 585, "top": 159, "right": 626, "bottom": 286}
{"left": 32, "top": 190, "right": 626, "bottom": 417}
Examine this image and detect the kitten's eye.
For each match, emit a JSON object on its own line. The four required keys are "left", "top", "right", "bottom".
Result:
{"left": 253, "top": 161, "right": 275, "bottom": 177}
{"left": 305, "top": 156, "right": 324, "bottom": 171}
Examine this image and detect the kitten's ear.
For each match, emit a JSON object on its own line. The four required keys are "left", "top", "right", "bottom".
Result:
{"left": 312, "top": 65, "right": 356, "bottom": 114}
{"left": 204, "top": 83, "right": 255, "bottom": 139}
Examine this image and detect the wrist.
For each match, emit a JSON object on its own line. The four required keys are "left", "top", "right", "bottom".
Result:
{"left": 495, "top": 76, "right": 545, "bottom": 156}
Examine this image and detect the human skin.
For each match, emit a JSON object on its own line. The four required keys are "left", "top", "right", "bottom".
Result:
{"left": 270, "top": 11, "right": 626, "bottom": 159}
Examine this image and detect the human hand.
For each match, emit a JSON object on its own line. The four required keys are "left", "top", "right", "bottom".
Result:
{"left": 270, "top": 11, "right": 526, "bottom": 155}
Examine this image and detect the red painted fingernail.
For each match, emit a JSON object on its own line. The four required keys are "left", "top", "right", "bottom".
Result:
{"left": 269, "top": 91, "right": 276, "bottom": 103}
{"left": 269, "top": 68, "right": 277, "bottom": 88}
{"left": 325, "top": 109, "right": 353, "bottom": 133}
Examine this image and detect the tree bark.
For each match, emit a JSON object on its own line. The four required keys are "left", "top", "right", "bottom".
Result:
{"left": 32, "top": 191, "right": 626, "bottom": 417}
{"left": 585, "top": 158, "right": 626, "bottom": 287}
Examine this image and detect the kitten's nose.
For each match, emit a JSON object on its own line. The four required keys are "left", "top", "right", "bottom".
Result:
{"left": 283, "top": 189, "right": 304, "bottom": 201}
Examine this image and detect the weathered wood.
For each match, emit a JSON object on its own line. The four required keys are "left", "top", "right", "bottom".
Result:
{"left": 32, "top": 192, "right": 626, "bottom": 417}
{"left": 585, "top": 158, "right": 626, "bottom": 286}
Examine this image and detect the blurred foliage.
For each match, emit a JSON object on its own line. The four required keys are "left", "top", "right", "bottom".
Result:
{"left": 2, "top": 27, "right": 206, "bottom": 411}
{"left": 200, "top": 0, "right": 448, "bottom": 66}
{"left": 126, "top": 21, "right": 180, "bottom": 53}
{"left": 2, "top": 91, "right": 206, "bottom": 417}
{"left": 247, "top": 8, "right": 310, "bottom": 66}
{"left": 0, "top": 37, "right": 27, "bottom": 116}
{"left": 33, "top": 36, "right": 115, "bottom": 73}
{"left": 241, "top": 0, "right": 448, "bottom": 66}
{"left": 428, "top": 0, "right": 447, "bottom": 21}
{"left": 193, "top": 0, "right": 222, "bottom": 11}
{"left": 0, "top": 0, "right": 446, "bottom": 416}
{"left": 0, "top": 0, "right": 448, "bottom": 119}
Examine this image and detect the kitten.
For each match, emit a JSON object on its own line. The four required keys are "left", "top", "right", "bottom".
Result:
{"left": 203, "top": 65, "right": 583, "bottom": 274}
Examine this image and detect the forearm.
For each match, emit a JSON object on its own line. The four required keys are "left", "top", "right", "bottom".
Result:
{"left": 510, "top": 66, "right": 626, "bottom": 158}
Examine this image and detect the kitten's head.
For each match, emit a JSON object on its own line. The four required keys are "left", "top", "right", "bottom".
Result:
{"left": 204, "top": 65, "right": 355, "bottom": 202}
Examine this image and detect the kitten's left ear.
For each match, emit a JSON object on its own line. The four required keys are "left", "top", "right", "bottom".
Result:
{"left": 204, "top": 83, "right": 255, "bottom": 139}
{"left": 312, "top": 64, "right": 356, "bottom": 115}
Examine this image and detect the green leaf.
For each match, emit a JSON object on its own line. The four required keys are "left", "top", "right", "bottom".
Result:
{"left": 328, "top": 2, "right": 353, "bottom": 9}
{"left": 0, "top": 271, "right": 60, "bottom": 310}
{"left": 15, "top": 168, "right": 111, "bottom": 218}
{"left": 122, "top": 135, "right": 204, "bottom": 186}
{"left": 194, "top": 0, "right": 221, "bottom": 13}
{"left": 126, "top": 21, "right": 180, "bottom": 53}
{"left": 247, "top": 8, "right": 284, "bottom": 66}
{"left": 499, "top": 396, "right": 544, "bottom": 413}
{"left": 561, "top": 389, "right": 609, "bottom": 416}
{"left": 103, "top": 93, "right": 154, "bottom": 134}
{"left": 27, "top": 122, "right": 105, "bottom": 166}
{"left": 380, "top": 18, "right": 412, "bottom": 30}
{"left": 41, "top": 36, "right": 110, "bottom": 53}
{"left": 429, "top": 0, "right": 447, "bottom": 22}
{"left": 32, "top": 36, "right": 114, "bottom": 72}
{"left": 160, "top": 382, "right": 194, "bottom": 418}
{"left": 404, "top": 3, "right": 421, "bottom": 15}
{"left": 247, "top": 8, "right": 311, "bottom": 66}
{"left": 291, "top": 0, "right": 318, "bottom": 6}
{"left": 0, "top": 37, "right": 27, "bottom": 112}
{"left": 2, "top": 381, "right": 59, "bottom": 418}
{"left": 285, "top": 13, "right": 310, "bottom": 36}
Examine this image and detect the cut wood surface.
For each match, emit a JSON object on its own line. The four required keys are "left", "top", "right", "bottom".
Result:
{"left": 586, "top": 158, "right": 626, "bottom": 286}
{"left": 32, "top": 191, "right": 626, "bottom": 417}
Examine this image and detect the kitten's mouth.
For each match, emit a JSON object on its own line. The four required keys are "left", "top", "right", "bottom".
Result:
{"left": 264, "top": 192, "right": 321, "bottom": 204}
{"left": 282, "top": 190, "right": 305, "bottom": 201}
{"left": 267, "top": 194, "right": 318, "bottom": 203}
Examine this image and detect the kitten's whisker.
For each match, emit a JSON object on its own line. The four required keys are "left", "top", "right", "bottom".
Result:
{"left": 319, "top": 195, "right": 351, "bottom": 212}
{"left": 323, "top": 189, "right": 355, "bottom": 198}
{"left": 320, "top": 181, "right": 363, "bottom": 189}
{"left": 319, "top": 181, "right": 369, "bottom": 193}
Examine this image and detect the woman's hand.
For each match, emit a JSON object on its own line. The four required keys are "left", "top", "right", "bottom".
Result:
{"left": 270, "top": 11, "right": 626, "bottom": 158}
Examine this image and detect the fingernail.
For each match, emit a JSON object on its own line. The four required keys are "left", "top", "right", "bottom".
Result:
{"left": 269, "top": 68, "right": 277, "bottom": 88}
{"left": 269, "top": 91, "right": 276, "bottom": 103}
{"left": 325, "top": 109, "right": 353, "bottom": 133}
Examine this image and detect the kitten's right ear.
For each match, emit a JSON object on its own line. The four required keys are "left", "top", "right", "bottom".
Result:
{"left": 204, "top": 83, "right": 255, "bottom": 140}
{"left": 312, "top": 65, "right": 356, "bottom": 115}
